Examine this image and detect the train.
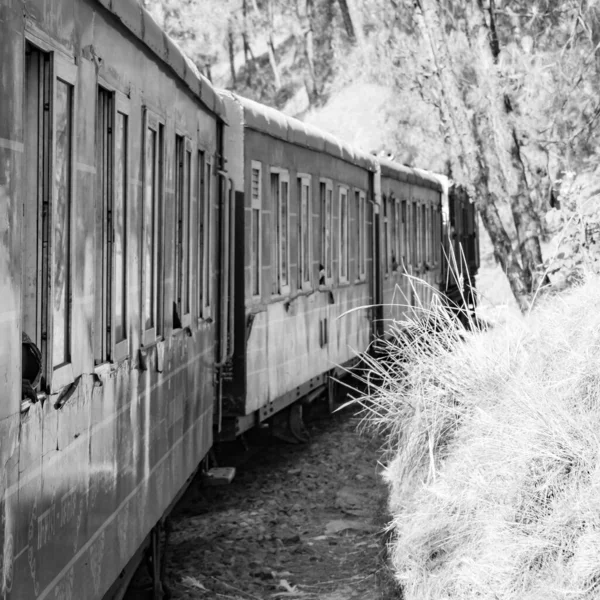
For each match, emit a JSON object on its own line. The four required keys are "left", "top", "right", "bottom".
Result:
{"left": 0, "top": 1, "right": 479, "bottom": 599}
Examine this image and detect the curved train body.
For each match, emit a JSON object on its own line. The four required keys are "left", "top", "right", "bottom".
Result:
{"left": 0, "top": 2, "right": 479, "bottom": 599}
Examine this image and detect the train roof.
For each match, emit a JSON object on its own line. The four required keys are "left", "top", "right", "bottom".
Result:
{"left": 378, "top": 157, "right": 444, "bottom": 192}
{"left": 96, "top": 0, "right": 226, "bottom": 119}
{"left": 231, "top": 94, "right": 378, "bottom": 172}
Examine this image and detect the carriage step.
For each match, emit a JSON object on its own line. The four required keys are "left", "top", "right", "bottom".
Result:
{"left": 202, "top": 467, "right": 236, "bottom": 486}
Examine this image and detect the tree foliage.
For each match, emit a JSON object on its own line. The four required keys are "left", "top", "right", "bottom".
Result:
{"left": 142, "top": 0, "right": 600, "bottom": 308}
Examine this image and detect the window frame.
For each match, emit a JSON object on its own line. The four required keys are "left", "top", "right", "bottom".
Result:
{"left": 202, "top": 155, "right": 213, "bottom": 320}
{"left": 353, "top": 189, "right": 367, "bottom": 283}
{"left": 271, "top": 167, "right": 290, "bottom": 296}
{"left": 141, "top": 107, "right": 165, "bottom": 346}
{"left": 338, "top": 185, "right": 349, "bottom": 284}
{"left": 112, "top": 93, "right": 130, "bottom": 360}
{"left": 297, "top": 173, "right": 312, "bottom": 291}
{"left": 173, "top": 131, "right": 193, "bottom": 330}
{"left": 400, "top": 199, "right": 408, "bottom": 271}
{"left": 394, "top": 197, "right": 401, "bottom": 274}
{"left": 50, "top": 54, "right": 77, "bottom": 393}
{"left": 250, "top": 160, "right": 262, "bottom": 299}
{"left": 95, "top": 82, "right": 131, "bottom": 365}
{"left": 382, "top": 194, "right": 390, "bottom": 278}
{"left": 319, "top": 178, "right": 334, "bottom": 287}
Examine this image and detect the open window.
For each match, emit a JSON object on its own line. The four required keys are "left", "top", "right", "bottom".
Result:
{"left": 354, "top": 189, "right": 366, "bottom": 282}
{"left": 271, "top": 168, "right": 290, "bottom": 295}
{"left": 339, "top": 186, "right": 349, "bottom": 283}
{"left": 319, "top": 179, "right": 333, "bottom": 286}
{"left": 95, "top": 86, "right": 129, "bottom": 364}
{"left": 297, "top": 174, "right": 312, "bottom": 290}
{"left": 382, "top": 195, "right": 390, "bottom": 277}
{"left": 174, "top": 134, "right": 192, "bottom": 329}
{"left": 251, "top": 161, "right": 262, "bottom": 298}
{"left": 23, "top": 43, "right": 77, "bottom": 393}
{"left": 141, "top": 108, "right": 165, "bottom": 345}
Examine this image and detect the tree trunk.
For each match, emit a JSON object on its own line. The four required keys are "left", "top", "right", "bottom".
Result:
{"left": 414, "top": 0, "right": 533, "bottom": 310}
{"left": 228, "top": 18, "right": 237, "bottom": 86}
{"left": 337, "top": 0, "right": 365, "bottom": 49}
{"left": 477, "top": 0, "right": 549, "bottom": 291}
{"left": 298, "top": 0, "right": 319, "bottom": 103}
{"left": 251, "top": 0, "right": 282, "bottom": 89}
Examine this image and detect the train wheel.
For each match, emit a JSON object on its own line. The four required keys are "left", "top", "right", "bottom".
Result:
{"left": 271, "top": 405, "right": 309, "bottom": 444}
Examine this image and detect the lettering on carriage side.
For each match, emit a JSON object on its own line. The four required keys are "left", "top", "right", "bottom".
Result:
{"left": 60, "top": 487, "right": 78, "bottom": 529}
{"left": 37, "top": 504, "right": 56, "bottom": 550}
{"left": 37, "top": 487, "right": 79, "bottom": 551}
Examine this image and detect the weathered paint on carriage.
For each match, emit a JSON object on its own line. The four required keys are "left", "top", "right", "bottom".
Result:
{"left": 221, "top": 104, "right": 376, "bottom": 416}
{"left": 378, "top": 160, "right": 443, "bottom": 329}
{"left": 1, "top": 1, "right": 220, "bottom": 598}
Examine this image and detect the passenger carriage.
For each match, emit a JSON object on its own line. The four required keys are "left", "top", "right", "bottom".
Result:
{"left": 1, "top": 1, "right": 226, "bottom": 598}
{"left": 218, "top": 93, "right": 378, "bottom": 441}
{"left": 377, "top": 158, "right": 444, "bottom": 329}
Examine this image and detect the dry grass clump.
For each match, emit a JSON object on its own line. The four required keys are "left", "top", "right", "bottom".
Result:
{"left": 363, "top": 277, "right": 600, "bottom": 600}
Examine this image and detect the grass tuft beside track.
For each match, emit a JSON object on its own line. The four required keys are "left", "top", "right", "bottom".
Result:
{"left": 359, "top": 275, "right": 600, "bottom": 600}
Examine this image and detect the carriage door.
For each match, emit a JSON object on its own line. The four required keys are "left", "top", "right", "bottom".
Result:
{"left": 214, "top": 166, "right": 235, "bottom": 427}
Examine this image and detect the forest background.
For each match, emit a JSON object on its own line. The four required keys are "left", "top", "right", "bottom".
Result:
{"left": 142, "top": 0, "right": 600, "bottom": 311}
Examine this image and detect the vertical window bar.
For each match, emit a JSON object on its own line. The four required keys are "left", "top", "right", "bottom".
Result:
{"left": 174, "top": 135, "right": 184, "bottom": 326}
{"left": 271, "top": 172, "right": 280, "bottom": 293}
{"left": 339, "top": 188, "right": 348, "bottom": 281}
{"left": 96, "top": 87, "right": 114, "bottom": 363}
{"left": 143, "top": 126, "right": 156, "bottom": 332}
{"left": 114, "top": 111, "right": 127, "bottom": 344}
{"left": 251, "top": 164, "right": 261, "bottom": 296}
{"left": 204, "top": 160, "right": 212, "bottom": 312}
{"left": 383, "top": 196, "right": 389, "bottom": 276}
{"left": 280, "top": 178, "right": 289, "bottom": 289}
{"left": 184, "top": 147, "right": 192, "bottom": 316}
{"left": 320, "top": 182, "right": 326, "bottom": 283}
{"left": 197, "top": 151, "right": 205, "bottom": 315}
{"left": 326, "top": 186, "right": 332, "bottom": 280}
{"left": 302, "top": 181, "right": 310, "bottom": 285}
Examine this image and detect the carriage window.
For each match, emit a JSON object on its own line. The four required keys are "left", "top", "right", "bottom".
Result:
{"left": 204, "top": 159, "right": 212, "bottom": 315}
{"left": 251, "top": 162, "right": 262, "bottom": 296}
{"left": 355, "top": 190, "right": 366, "bottom": 281}
{"left": 401, "top": 200, "right": 407, "bottom": 269}
{"left": 320, "top": 180, "right": 333, "bottom": 285}
{"left": 196, "top": 151, "right": 212, "bottom": 318}
{"left": 339, "top": 187, "right": 349, "bottom": 282}
{"left": 95, "top": 87, "right": 113, "bottom": 363}
{"left": 272, "top": 170, "right": 290, "bottom": 294}
{"left": 421, "top": 204, "right": 427, "bottom": 266}
{"left": 411, "top": 201, "right": 418, "bottom": 267}
{"left": 114, "top": 110, "right": 128, "bottom": 350}
{"left": 280, "top": 175, "right": 290, "bottom": 292}
{"left": 297, "top": 175, "right": 312, "bottom": 288}
{"left": 394, "top": 199, "right": 400, "bottom": 272}
{"left": 174, "top": 135, "right": 192, "bottom": 328}
{"left": 142, "top": 110, "right": 164, "bottom": 344}
{"left": 53, "top": 78, "right": 74, "bottom": 368}
{"left": 23, "top": 43, "right": 52, "bottom": 388}
{"left": 383, "top": 196, "right": 389, "bottom": 276}
{"left": 96, "top": 89, "right": 128, "bottom": 362}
